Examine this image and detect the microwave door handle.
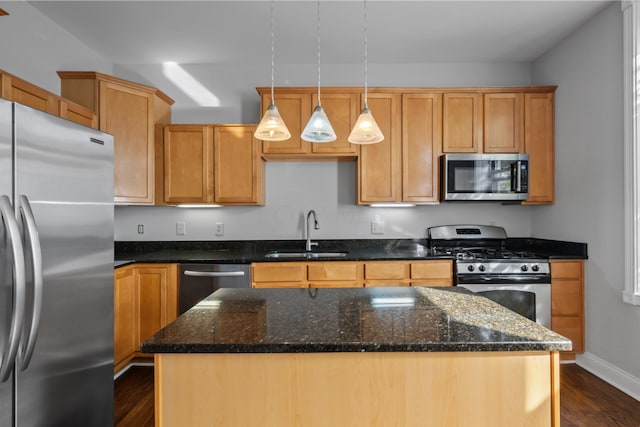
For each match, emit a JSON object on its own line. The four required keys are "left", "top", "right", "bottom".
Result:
{"left": 516, "top": 161, "right": 523, "bottom": 192}
{"left": 510, "top": 163, "right": 517, "bottom": 192}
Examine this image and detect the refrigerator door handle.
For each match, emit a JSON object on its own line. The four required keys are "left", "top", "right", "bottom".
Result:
{"left": 0, "top": 195, "right": 26, "bottom": 382}
{"left": 17, "top": 195, "right": 43, "bottom": 371}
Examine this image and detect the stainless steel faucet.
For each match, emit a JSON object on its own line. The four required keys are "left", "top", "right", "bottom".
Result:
{"left": 306, "top": 210, "right": 319, "bottom": 251}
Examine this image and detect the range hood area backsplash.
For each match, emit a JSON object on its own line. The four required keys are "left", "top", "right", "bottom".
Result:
{"left": 114, "top": 162, "right": 537, "bottom": 242}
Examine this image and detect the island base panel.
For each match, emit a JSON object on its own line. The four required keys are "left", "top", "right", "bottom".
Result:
{"left": 155, "top": 351, "right": 559, "bottom": 427}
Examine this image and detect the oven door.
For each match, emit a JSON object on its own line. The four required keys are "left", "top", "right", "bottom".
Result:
{"left": 456, "top": 282, "right": 551, "bottom": 328}
{"left": 441, "top": 153, "right": 529, "bottom": 201}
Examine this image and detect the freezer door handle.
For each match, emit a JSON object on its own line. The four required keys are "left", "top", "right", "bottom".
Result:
{"left": 17, "top": 195, "right": 43, "bottom": 371}
{"left": 0, "top": 195, "right": 26, "bottom": 382}
{"left": 183, "top": 270, "right": 246, "bottom": 277}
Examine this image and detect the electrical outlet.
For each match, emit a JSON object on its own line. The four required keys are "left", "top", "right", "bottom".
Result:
{"left": 215, "top": 222, "right": 224, "bottom": 236}
{"left": 371, "top": 220, "right": 384, "bottom": 235}
{"left": 176, "top": 222, "right": 186, "bottom": 236}
{"left": 137, "top": 224, "right": 144, "bottom": 234}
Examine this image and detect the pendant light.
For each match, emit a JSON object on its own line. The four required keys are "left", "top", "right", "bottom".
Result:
{"left": 255, "top": 0, "right": 291, "bottom": 141}
{"left": 348, "top": 0, "right": 384, "bottom": 144}
{"left": 301, "top": 0, "right": 336, "bottom": 143}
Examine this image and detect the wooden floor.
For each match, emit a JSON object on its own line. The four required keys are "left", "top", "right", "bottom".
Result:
{"left": 115, "top": 363, "right": 640, "bottom": 427}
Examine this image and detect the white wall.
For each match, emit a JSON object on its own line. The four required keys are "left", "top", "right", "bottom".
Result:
{"left": 115, "top": 161, "right": 532, "bottom": 241}
{"left": 0, "top": 1, "right": 111, "bottom": 93}
{"left": 532, "top": 2, "right": 640, "bottom": 392}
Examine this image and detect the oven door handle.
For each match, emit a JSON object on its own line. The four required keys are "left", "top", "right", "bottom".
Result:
{"left": 183, "top": 270, "right": 246, "bottom": 278}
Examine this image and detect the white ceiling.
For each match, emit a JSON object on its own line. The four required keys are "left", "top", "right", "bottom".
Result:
{"left": 25, "top": 0, "right": 613, "bottom": 65}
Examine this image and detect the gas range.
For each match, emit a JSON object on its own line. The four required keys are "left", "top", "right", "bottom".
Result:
{"left": 428, "top": 224, "right": 552, "bottom": 327}
{"left": 427, "top": 225, "right": 551, "bottom": 277}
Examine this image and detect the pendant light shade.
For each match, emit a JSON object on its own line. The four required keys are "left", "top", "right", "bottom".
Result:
{"left": 349, "top": 0, "right": 384, "bottom": 144}
{"left": 255, "top": 0, "right": 291, "bottom": 142}
{"left": 302, "top": 105, "right": 336, "bottom": 142}
{"left": 302, "top": 0, "right": 336, "bottom": 143}
{"left": 255, "top": 103, "right": 291, "bottom": 141}
{"left": 348, "top": 106, "right": 384, "bottom": 144}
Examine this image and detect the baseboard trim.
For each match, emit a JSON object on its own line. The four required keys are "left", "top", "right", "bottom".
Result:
{"left": 577, "top": 352, "right": 640, "bottom": 401}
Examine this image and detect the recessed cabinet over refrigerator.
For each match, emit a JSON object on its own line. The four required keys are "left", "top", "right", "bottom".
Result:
{"left": 0, "top": 99, "right": 114, "bottom": 426}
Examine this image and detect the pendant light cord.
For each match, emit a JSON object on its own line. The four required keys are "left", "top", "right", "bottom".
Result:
{"left": 364, "top": 0, "right": 368, "bottom": 108}
{"left": 316, "top": 0, "right": 322, "bottom": 106}
{"left": 270, "top": 0, "right": 275, "bottom": 102}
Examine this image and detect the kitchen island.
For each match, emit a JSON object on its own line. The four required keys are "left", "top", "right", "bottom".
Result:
{"left": 143, "top": 286, "right": 570, "bottom": 427}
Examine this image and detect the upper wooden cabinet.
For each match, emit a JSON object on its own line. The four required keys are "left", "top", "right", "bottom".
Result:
{"left": 357, "top": 93, "right": 402, "bottom": 204}
{"left": 483, "top": 93, "right": 523, "bottom": 153}
{"left": 214, "top": 125, "right": 264, "bottom": 205}
{"left": 163, "top": 125, "right": 214, "bottom": 204}
{"left": 162, "top": 124, "right": 264, "bottom": 205}
{"left": 58, "top": 71, "right": 174, "bottom": 204}
{"left": 402, "top": 93, "right": 442, "bottom": 204}
{"left": 257, "top": 88, "right": 359, "bottom": 159}
{"left": 442, "top": 93, "right": 483, "bottom": 153}
{"left": 0, "top": 69, "right": 97, "bottom": 128}
{"left": 523, "top": 92, "right": 555, "bottom": 204}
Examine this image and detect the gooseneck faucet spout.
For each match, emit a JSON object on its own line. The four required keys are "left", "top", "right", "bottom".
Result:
{"left": 306, "top": 210, "right": 319, "bottom": 251}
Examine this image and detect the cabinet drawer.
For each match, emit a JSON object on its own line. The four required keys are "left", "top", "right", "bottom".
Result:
{"left": 308, "top": 262, "right": 361, "bottom": 281}
{"left": 551, "top": 261, "right": 583, "bottom": 279}
{"left": 252, "top": 263, "right": 306, "bottom": 282}
{"left": 309, "top": 282, "right": 363, "bottom": 288}
{"left": 551, "top": 280, "right": 582, "bottom": 315}
{"left": 410, "top": 261, "right": 452, "bottom": 280}
{"left": 552, "top": 316, "right": 584, "bottom": 353}
{"left": 252, "top": 282, "right": 307, "bottom": 289}
{"left": 364, "top": 262, "right": 408, "bottom": 280}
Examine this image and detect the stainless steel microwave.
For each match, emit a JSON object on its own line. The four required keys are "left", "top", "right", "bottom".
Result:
{"left": 440, "top": 153, "right": 529, "bottom": 201}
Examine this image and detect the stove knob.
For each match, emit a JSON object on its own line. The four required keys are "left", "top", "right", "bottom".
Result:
{"left": 467, "top": 265, "right": 475, "bottom": 272}
{"left": 478, "top": 265, "right": 486, "bottom": 272}
{"left": 532, "top": 264, "right": 540, "bottom": 272}
{"left": 521, "top": 265, "right": 529, "bottom": 272}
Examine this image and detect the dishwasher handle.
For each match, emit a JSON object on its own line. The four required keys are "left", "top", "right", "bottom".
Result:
{"left": 183, "top": 270, "right": 246, "bottom": 278}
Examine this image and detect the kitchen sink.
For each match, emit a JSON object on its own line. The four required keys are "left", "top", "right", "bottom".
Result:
{"left": 265, "top": 251, "right": 348, "bottom": 259}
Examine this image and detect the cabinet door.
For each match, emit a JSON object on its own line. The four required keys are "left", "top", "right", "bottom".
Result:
{"left": 252, "top": 263, "right": 307, "bottom": 288}
{"left": 100, "top": 81, "right": 155, "bottom": 203}
{"left": 114, "top": 266, "right": 137, "bottom": 367}
{"left": 550, "top": 260, "right": 584, "bottom": 357}
{"left": 310, "top": 93, "right": 359, "bottom": 156}
{"left": 442, "top": 93, "right": 483, "bottom": 153}
{"left": 214, "top": 125, "right": 264, "bottom": 205}
{"left": 402, "top": 93, "right": 442, "bottom": 203}
{"left": 135, "top": 265, "right": 177, "bottom": 347}
{"left": 357, "top": 93, "right": 402, "bottom": 204}
{"left": 0, "top": 71, "right": 57, "bottom": 114}
{"left": 410, "top": 260, "right": 453, "bottom": 286}
{"left": 523, "top": 92, "right": 555, "bottom": 204}
{"left": 261, "top": 93, "right": 311, "bottom": 155}
{"left": 364, "top": 261, "right": 410, "bottom": 287}
{"left": 163, "top": 125, "right": 214, "bottom": 203}
{"left": 483, "top": 93, "right": 523, "bottom": 153}
{"left": 308, "top": 262, "right": 363, "bottom": 288}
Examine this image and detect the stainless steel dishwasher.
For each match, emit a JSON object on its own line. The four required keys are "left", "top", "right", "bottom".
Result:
{"left": 178, "top": 264, "right": 252, "bottom": 314}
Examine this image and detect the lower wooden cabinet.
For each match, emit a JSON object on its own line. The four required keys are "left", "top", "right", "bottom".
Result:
{"left": 252, "top": 260, "right": 453, "bottom": 288}
{"left": 114, "top": 266, "right": 137, "bottom": 368}
{"left": 550, "top": 260, "right": 584, "bottom": 359}
{"left": 114, "top": 263, "right": 178, "bottom": 372}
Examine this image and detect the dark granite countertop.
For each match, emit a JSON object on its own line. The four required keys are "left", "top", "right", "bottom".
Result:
{"left": 115, "top": 238, "right": 587, "bottom": 264}
{"left": 141, "top": 286, "right": 572, "bottom": 354}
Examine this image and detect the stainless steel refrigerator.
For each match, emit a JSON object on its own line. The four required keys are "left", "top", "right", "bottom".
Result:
{"left": 0, "top": 99, "right": 114, "bottom": 426}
